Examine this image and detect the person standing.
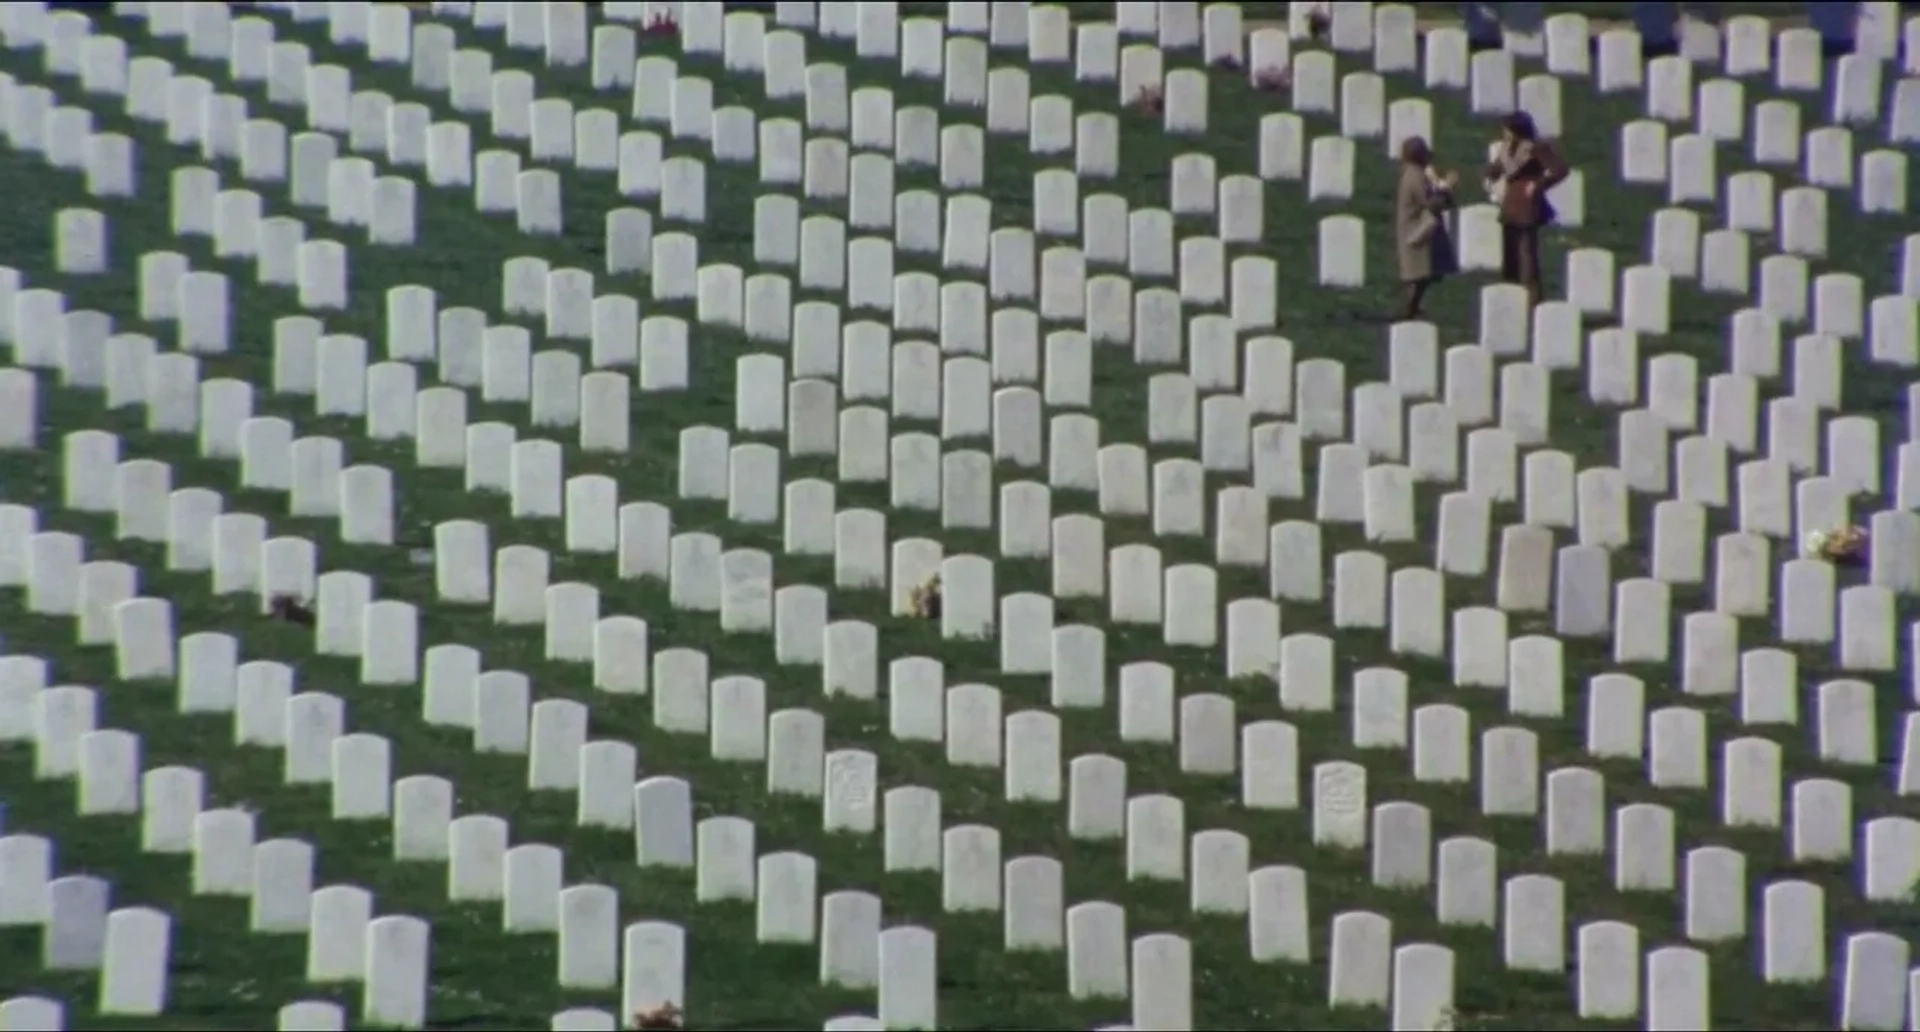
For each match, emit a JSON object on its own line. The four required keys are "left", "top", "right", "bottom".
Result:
{"left": 1483, "top": 111, "right": 1568, "bottom": 307}
{"left": 1394, "top": 136, "right": 1457, "bottom": 322}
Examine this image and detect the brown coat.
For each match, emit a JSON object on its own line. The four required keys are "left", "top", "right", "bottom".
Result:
{"left": 1485, "top": 140, "right": 1568, "bottom": 226}
{"left": 1395, "top": 165, "right": 1457, "bottom": 283}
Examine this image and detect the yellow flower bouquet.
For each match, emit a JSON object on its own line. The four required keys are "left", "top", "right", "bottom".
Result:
{"left": 1803, "top": 525, "right": 1868, "bottom": 565}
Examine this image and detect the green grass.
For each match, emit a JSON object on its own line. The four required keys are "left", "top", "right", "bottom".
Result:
{"left": 0, "top": 4, "right": 1913, "bottom": 1029}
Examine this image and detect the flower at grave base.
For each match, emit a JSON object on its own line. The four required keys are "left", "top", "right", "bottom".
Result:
{"left": 1133, "top": 84, "right": 1165, "bottom": 114}
{"left": 645, "top": 11, "right": 678, "bottom": 36}
{"left": 909, "top": 575, "right": 942, "bottom": 619}
{"left": 1253, "top": 66, "right": 1290, "bottom": 91}
{"left": 1305, "top": 5, "right": 1332, "bottom": 40}
{"left": 630, "top": 1002, "right": 682, "bottom": 1030}
{"left": 1211, "top": 53, "right": 1243, "bottom": 72}
{"left": 1806, "top": 524, "right": 1868, "bottom": 563}
{"left": 269, "top": 594, "right": 316, "bottom": 627}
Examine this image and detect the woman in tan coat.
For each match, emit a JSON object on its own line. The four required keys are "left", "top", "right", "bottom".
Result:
{"left": 1394, "top": 136, "right": 1457, "bottom": 321}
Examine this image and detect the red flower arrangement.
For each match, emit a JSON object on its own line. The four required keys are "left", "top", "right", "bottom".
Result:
{"left": 1132, "top": 84, "right": 1164, "bottom": 114}
{"left": 644, "top": 11, "right": 678, "bottom": 36}
{"left": 1253, "top": 66, "right": 1291, "bottom": 92}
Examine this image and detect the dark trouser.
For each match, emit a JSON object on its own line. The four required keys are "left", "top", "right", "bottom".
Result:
{"left": 1501, "top": 223, "right": 1542, "bottom": 305}
{"left": 1400, "top": 279, "right": 1432, "bottom": 320}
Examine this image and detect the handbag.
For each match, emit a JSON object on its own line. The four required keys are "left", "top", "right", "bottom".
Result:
{"left": 1405, "top": 209, "right": 1439, "bottom": 247}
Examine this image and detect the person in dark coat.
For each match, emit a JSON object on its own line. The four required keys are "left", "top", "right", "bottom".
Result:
{"left": 1482, "top": 111, "right": 1568, "bottom": 307}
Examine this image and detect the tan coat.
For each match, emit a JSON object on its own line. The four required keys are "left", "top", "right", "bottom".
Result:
{"left": 1395, "top": 165, "right": 1457, "bottom": 284}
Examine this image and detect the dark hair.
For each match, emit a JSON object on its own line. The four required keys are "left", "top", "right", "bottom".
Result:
{"left": 1500, "top": 112, "right": 1538, "bottom": 141}
{"left": 1399, "top": 136, "right": 1431, "bottom": 165}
